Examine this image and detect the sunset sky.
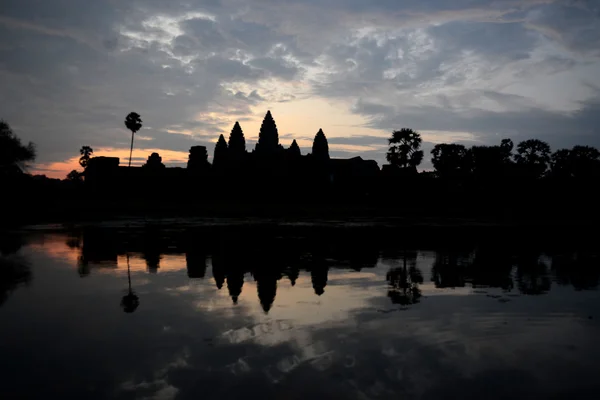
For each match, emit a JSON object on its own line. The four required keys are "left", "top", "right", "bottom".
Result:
{"left": 1, "top": 0, "right": 599, "bottom": 178}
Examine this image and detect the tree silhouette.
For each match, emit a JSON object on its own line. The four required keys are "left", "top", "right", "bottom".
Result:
{"left": 143, "top": 152, "right": 165, "bottom": 169}
{"left": 312, "top": 129, "right": 330, "bottom": 161}
{"left": 79, "top": 146, "right": 93, "bottom": 169}
{"left": 120, "top": 253, "right": 140, "bottom": 313}
{"left": 550, "top": 149, "right": 572, "bottom": 179}
{"left": 569, "top": 145, "right": 600, "bottom": 179}
{"left": 124, "top": 112, "right": 143, "bottom": 168}
{"left": 515, "top": 139, "right": 551, "bottom": 179}
{"left": 431, "top": 143, "right": 470, "bottom": 179}
{"left": 500, "top": 138, "right": 514, "bottom": 163}
{"left": 227, "top": 122, "right": 246, "bottom": 155}
{"left": 0, "top": 120, "right": 36, "bottom": 176}
{"left": 288, "top": 139, "right": 301, "bottom": 158}
{"left": 386, "top": 128, "right": 423, "bottom": 171}
{"left": 255, "top": 110, "right": 280, "bottom": 154}
{"left": 213, "top": 134, "right": 228, "bottom": 170}
{"left": 66, "top": 170, "right": 83, "bottom": 182}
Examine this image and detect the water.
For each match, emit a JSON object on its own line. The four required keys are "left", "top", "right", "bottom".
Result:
{"left": 1, "top": 223, "right": 599, "bottom": 399}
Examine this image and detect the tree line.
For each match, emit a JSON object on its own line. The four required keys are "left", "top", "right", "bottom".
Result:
{"left": 386, "top": 127, "right": 600, "bottom": 181}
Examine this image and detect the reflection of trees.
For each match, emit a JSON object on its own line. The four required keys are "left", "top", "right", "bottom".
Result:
{"left": 431, "top": 251, "right": 469, "bottom": 288}
{"left": 552, "top": 252, "right": 600, "bottom": 291}
{"left": 0, "top": 254, "right": 32, "bottom": 307}
{"left": 386, "top": 250, "right": 423, "bottom": 305}
{"left": 121, "top": 254, "right": 139, "bottom": 313}
{"left": 467, "top": 247, "right": 514, "bottom": 291}
{"left": 515, "top": 251, "right": 550, "bottom": 295}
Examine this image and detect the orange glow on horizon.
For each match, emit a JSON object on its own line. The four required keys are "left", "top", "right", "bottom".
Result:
{"left": 32, "top": 147, "right": 191, "bottom": 179}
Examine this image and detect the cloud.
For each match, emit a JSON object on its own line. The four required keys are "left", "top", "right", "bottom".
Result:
{"left": 0, "top": 0, "right": 598, "bottom": 179}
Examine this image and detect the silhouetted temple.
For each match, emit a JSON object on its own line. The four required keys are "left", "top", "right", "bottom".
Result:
{"left": 84, "top": 111, "right": 380, "bottom": 204}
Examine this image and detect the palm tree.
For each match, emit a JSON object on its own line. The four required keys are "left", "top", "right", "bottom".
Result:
{"left": 386, "top": 128, "right": 424, "bottom": 171}
{"left": 79, "top": 146, "right": 93, "bottom": 168}
{"left": 124, "top": 112, "right": 143, "bottom": 167}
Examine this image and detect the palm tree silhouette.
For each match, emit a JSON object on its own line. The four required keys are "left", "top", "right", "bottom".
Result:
{"left": 124, "top": 112, "right": 143, "bottom": 168}
{"left": 121, "top": 253, "right": 139, "bottom": 313}
{"left": 79, "top": 146, "right": 93, "bottom": 168}
{"left": 386, "top": 128, "right": 423, "bottom": 170}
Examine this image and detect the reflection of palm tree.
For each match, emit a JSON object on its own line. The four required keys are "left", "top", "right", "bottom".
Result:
{"left": 386, "top": 250, "right": 423, "bottom": 305}
{"left": 121, "top": 254, "right": 139, "bottom": 313}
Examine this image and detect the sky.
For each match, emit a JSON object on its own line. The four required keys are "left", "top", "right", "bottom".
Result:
{"left": 0, "top": 0, "right": 599, "bottom": 178}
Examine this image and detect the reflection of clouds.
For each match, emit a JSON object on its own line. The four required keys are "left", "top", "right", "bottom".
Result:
{"left": 12, "top": 231, "right": 600, "bottom": 399}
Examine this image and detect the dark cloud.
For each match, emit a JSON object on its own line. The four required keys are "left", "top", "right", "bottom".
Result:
{"left": 0, "top": 0, "right": 598, "bottom": 174}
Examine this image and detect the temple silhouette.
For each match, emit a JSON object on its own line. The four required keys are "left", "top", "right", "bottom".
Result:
{"left": 85, "top": 111, "right": 380, "bottom": 205}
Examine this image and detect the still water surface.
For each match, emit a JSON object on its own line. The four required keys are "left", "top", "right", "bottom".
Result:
{"left": 1, "top": 223, "right": 599, "bottom": 399}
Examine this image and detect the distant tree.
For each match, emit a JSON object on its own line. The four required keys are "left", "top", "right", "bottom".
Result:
{"left": 66, "top": 170, "right": 83, "bottom": 182}
{"left": 255, "top": 110, "right": 280, "bottom": 154}
{"left": 187, "top": 146, "right": 210, "bottom": 171}
{"left": 228, "top": 121, "right": 246, "bottom": 155}
{"left": 500, "top": 138, "right": 514, "bottom": 163}
{"left": 551, "top": 145, "right": 600, "bottom": 180}
{"left": 569, "top": 145, "right": 600, "bottom": 179}
{"left": 550, "top": 149, "right": 572, "bottom": 179}
{"left": 124, "top": 112, "right": 143, "bottom": 167}
{"left": 0, "top": 120, "right": 36, "bottom": 176}
{"left": 514, "top": 139, "right": 551, "bottom": 178}
{"left": 312, "top": 129, "right": 330, "bottom": 161}
{"left": 143, "top": 152, "right": 165, "bottom": 169}
{"left": 431, "top": 143, "right": 469, "bottom": 178}
{"left": 213, "top": 134, "right": 228, "bottom": 169}
{"left": 79, "top": 146, "right": 93, "bottom": 169}
{"left": 386, "top": 128, "right": 423, "bottom": 171}
{"left": 288, "top": 139, "right": 301, "bottom": 157}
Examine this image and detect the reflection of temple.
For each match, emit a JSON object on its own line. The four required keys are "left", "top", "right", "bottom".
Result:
{"left": 72, "top": 226, "right": 600, "bottom": 313}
